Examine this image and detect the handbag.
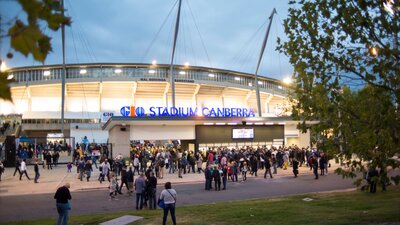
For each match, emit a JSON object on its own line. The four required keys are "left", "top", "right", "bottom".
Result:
{"left": 158, "top": 199, "right": 165, "bottom": 208}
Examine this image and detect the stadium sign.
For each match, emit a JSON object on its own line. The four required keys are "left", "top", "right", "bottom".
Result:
{"left": 120, "top": 106, "right": 255, "bottom": 118}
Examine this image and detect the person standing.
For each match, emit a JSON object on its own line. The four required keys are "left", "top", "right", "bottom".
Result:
{"left": 147, "top": 171, "right": 158, "bottom": 209}
{"left": 34, "top": 160, "right": 40, "bottom": 183}
{"left": 367, "top": 166, "right": 379, "bottom": 193}
{"left": 205, "top": 165, "right": 213, "bottom": 190}
{"left": 213, "top": 166, "right": 221, "bottom": 191}
{"left": 134, "top": 173, "right": 146, "bottom": 210}
{"left": 127, "top": 167, "right": 134, "bottom": 195}
{"left": 19, "top": 159, "right": 30, "bottom": 180}
{"left": 160, "top": 182, "right": 177, "bottom": 225}
{"left": 312, "top": 156, "right": 319, "bottom": 179}
{"left": 292, "top": 158, "right": 299, "bottom": 178}
{"left": 54, "top": 183, "right": 72, "bottom": 225}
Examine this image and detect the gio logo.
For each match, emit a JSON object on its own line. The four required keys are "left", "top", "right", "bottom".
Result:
{"left": 120, "top": 106, "right": 145, "bottom": 117}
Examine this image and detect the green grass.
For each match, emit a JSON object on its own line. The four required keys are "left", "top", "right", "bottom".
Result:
{"left": 2, "top": 187, "right": 400, "bottom": 225}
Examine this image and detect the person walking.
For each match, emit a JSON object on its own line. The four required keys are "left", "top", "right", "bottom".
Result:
{"left": 134, "top": 173, "right": 146, "bottom": 210}
{"left": 19, "top": 159, "right": 30, "bottom": 180}
{"left": 159, "top": 182, "right": 177, "bottom": 225}
{"left": 34, "top": 160, "right": 40, "bottom": 183}
{"left": 264, "top": 157, "right": 273, "bottom": 179}
{"left": 119, "top": 166, "right": 130, "bottom": 193}
{"left": 0, "top": 160, "right": 5, "bottom": 181}
{"left": 13, "top": 157, "right": 21, "bottom": 177}
{"left": 109, "top": 172, "right": 118, "bottom": 199}
{"left": 84, "top": 160, "right": 93, "bottom": 182}
{"left": 99, "top": 159, "right": 110, "bottom": 183}
{"left": 54, "top": 183, "right": 72, "bottom": 225}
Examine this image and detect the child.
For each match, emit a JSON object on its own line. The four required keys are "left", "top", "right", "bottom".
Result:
{"left": 109, "top": 172, "right": 118, "bottom": 199}
{"left": 67, "top": 162, "right": 72, "bottom": 173}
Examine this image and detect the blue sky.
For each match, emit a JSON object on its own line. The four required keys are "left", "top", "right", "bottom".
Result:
{"left": 0, "top": 0, "right": 293, "bottom": 80}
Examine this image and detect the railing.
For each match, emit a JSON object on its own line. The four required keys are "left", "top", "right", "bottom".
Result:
{"left": 8, "top": 64, "right": 288, "bottom": 95}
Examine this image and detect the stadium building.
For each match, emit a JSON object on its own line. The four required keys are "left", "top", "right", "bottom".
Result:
{"left": 1, "top": 63, "right": 311, "bottom": 157}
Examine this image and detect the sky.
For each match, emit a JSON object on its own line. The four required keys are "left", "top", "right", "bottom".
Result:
{"left": 0, "top": 0, "right": 293, "bottom": 80}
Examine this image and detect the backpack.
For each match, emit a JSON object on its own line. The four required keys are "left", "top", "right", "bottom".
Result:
{"left": 181, "top": 157, "right": 188, "bottom": 166}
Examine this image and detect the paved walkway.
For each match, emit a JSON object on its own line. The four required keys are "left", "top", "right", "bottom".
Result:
{"left": 0, "top": 162, "right": 339, "bottom": 196}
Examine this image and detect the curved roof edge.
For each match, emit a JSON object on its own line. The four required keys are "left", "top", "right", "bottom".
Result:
{"left": 8, "top": 63, "right": 283, "bottom": 83}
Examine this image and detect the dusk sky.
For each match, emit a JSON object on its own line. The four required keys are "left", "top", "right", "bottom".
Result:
{"left": 0, "top": 0, "right": 293, "bottom": 80}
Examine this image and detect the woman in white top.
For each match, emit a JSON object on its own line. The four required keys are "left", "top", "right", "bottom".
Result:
{"left": 159, "top": 182, "right": 177, "bottom": 225}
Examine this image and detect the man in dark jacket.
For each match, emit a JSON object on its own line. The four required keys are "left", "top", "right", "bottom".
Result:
{"left": 119, "top": 166, "right": 130, "bottom": 193}
{"left": 205, "top": 166, "right": 213, "bottom": 190}
{"left": 264, "top": 157, "right": 273, "bottom": 179}
{"left": 34, "top": 160, "right": 40, "bottom": 183}
{"left": 54, "top": 183, "right": 72, "bottom": 225}
{"left": 213, "top": 166, "right": 221, "bottom": 191}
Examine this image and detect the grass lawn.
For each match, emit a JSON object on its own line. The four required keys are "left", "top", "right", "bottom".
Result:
{"left": 2, "top": 186, "right": 399, "bottom": 225}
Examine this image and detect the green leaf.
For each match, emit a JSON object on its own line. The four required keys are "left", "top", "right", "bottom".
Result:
{"left": 0, "top": 72, "right": 12, "bottom": 102}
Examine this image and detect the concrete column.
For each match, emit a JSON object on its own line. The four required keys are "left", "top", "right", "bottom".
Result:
{"left": 108, "top": 125, "right": 130, "bottom": 158}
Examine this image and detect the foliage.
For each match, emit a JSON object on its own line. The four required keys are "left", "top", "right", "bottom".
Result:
{"left": 278, "top": 0, "right": 400, "bottom": 188}
{"left": 0, "top": 0, "right": 71, "bottom": 101}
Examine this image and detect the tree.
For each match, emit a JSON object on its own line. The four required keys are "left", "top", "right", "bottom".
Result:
{"left": 0, "top": 0, "right": 71, "bottom": 101}
{"left": 278, "top": 0, "right": 400, "bottom": 189}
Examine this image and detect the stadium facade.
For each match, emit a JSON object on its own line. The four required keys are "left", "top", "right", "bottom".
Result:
{"left": 1, "top": 63, "right": 311, "bottom": 156}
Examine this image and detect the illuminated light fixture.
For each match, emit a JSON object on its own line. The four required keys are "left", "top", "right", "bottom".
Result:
{"left": 278, "top": 85, "right": 283, "bottom": 89}
{"left": 115, "top": 69, "right": 122, "bottom": 74}
{"left": 152, "top": 60, "right": 157, "bottom": 65}
{"left": 265, "top": 122, "right": 274, "bottom": 125}
{"left": 79, "top": 69, "right": 87, "bottom": 74}
{"left": 208, "top": 73, "right": 215, "bottom": 78}
{"left": 258, "top": 81, "right": 263, "bottom": 85}
{"left": 43, "top": 70, "right": 51, "bottom": 76}
{"left": 283, "top": 77, "right": 292, "bottom": 84}
{"left": 0, "top": 61, "right": 7, "bottom": 72}
{"left": 227, "top": 122, "right": 237, "bottom": 125}
{"left": 148, "top": 70, "right": 156, "bottom": 74}
{"left": 278, "top": 122, "right": 286, "bottom": 125}
{"left": 369, "top": 46, "right": 378, "bottom": 57}
{"left": 234, "top": 77, "right": 240, "bottom": 81}
{"left": 179, "top": 71, "right": 186, "bottom": 75}
{"left": 203, "top": 122, "right": 214, "bottom": 125}
{"left": 184, "top": 62, "right": 190, "bottom": 67}
{"left": 7, "top": 74, "right": 14, "bottom": 80}
{"left": 215, "top": 122, "right": 226, "bottom": 125}
{"left": 248, "top": 82, "right": 253, "bottom": 87}
{"left": 246, "top": 122, "right": 253, "bottom": 125}
{"left": 254, "top": 122, "right": 264, "bottom": 125}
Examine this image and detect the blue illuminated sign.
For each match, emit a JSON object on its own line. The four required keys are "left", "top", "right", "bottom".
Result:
{"left": 120, "top": 106, "right": 256, "bottom": 117}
